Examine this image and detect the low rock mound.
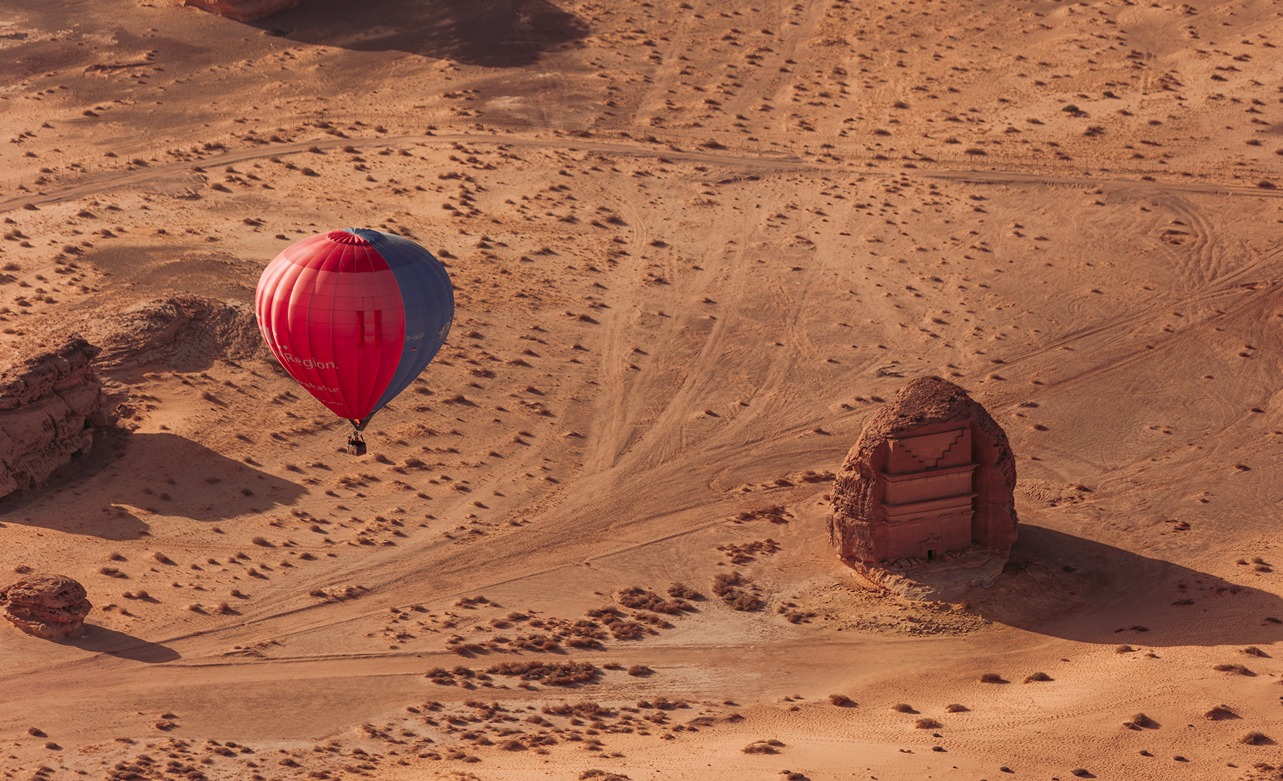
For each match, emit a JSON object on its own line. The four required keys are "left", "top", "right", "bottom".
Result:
{"left": 0, "top": 338, "right": 114, "bottom": 500}
{"left": 0, "top": 574, "right": 92, "bottom": 639}
{"left": 92, "top": 295, "right": 262, "bottom": 373}
{"left": 178, "top": 0, "right": 299, "bottom": 21}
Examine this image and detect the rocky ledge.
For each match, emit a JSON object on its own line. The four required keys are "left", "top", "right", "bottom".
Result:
{"left": 179, "top": 0, "right": 300, "bottom": 22}
{"left": 0, "top": 337, "right": 115, "bottom": 500}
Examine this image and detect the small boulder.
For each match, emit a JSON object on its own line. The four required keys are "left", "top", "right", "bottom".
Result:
{"left": 0, "top": 574, "right": 92, "bottom": 639}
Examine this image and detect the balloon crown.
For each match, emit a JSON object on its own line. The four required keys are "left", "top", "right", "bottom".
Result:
{"left": 326, "top": 229, "right": 372, "bottom": 245}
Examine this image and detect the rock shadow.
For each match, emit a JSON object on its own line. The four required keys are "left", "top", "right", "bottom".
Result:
{"left": 71, "top": 625, "right": 181, "bottom": 663}
{"left": 2, "top": 430, "right": 304, "bottom": 539}
{"left": 254, "top": 0, "right": 589, "bottom": 67}
{"left": 969, "top": 525, "right": 1283, "bottom": 647}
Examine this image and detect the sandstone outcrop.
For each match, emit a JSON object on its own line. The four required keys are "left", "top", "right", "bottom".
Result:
{"left": 830, "top": 377, "right": 1018, "bottom": 571}
{"left": 179, "top": 0, "right": 299, "bottom": 22}
{"left": 90, "top": 295, "right": 262, "bottom": 373}
{"left": 0, "top": 337, "right": 115, "bottom": 500}
{"left": 0, "top": 574, "right": 92, "bottom": 639}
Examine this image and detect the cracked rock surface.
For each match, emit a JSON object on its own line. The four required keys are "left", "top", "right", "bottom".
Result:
{"left": 0, "top": 337, "right": 114, "bottom": 500}
{"left": 0, "top": 574, "right": 92, "bottom": 639}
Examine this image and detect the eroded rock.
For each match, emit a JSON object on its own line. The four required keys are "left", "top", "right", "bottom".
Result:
{"left": 0, "top": 574, "right": 92, "bottom": 639}
{"left": 90, "top": 295, "right": 262, "bottom": 373}
{"left": 829, "top": 377, "right": 1017, "bottom": 594}
{"left": 178, "top": 0, "right": 299, "bottom": 21}
{"left": 0, "top": 337, "right": 114, "bottom": 500}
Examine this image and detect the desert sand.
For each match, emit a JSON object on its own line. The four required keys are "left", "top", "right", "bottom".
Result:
{"left": 1, "top": 0, "right": 1281, "bottom": 778}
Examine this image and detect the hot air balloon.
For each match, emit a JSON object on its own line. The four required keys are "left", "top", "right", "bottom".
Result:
{"left": 255, "top": 228, "right": 454, "bottom": 454}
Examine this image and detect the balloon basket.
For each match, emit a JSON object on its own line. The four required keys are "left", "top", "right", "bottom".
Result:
{"left": 346, "top": 432, "right": 367, "bottom": 456}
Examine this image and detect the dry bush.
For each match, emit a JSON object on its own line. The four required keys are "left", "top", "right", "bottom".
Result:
{"left": 580, "top": 771, "right": 631, "bottom": 781}
{"left": 828, "top": 694, "right": 855, "bottom": 707}
{"left": 1212, "top": 663, "right": 1253, "bottom": 676}
{"left": 717, "top": 538, "right": 781, "bottom": 564}
{"left": 944, "top": 704, "right": 969, "bottom": 713}
{"left": 485, "top": 660, "right": 600, "bottom": 686}
{"left": 616, "top": 587, "right": 688, "bottom": 615}
{"left": 1240, "top": 732, "right": 1273, "bottom": 746}
{"left": 666, "top": 582, "right": 704, "bottom": 601}
{"left": 891, "top": 703, "right": 917, "bottom": 714}
{"left": 1024, "top": 671, "right": 1053, "bottom": 683}
{"left": 627, "top": 665, "right": 653, "bottom": 677}
{"left": 742, "top": 739, "right": 784, "bottom": 755}
{"left": 712, "top": 572, "right": 765, "bottom": 612}
{"left": 1131, "top": 713, "right": 1156, "bottom": 728}
{"left": 511, "top": 633, "right": 560, "bottom": 653}
{"left": 733, "top": 505, "right": 791, "bottom": 524}
{"left": 1114, "top": 645, "right": 1135, "bottom": 654}
{"left": 979, "top": 673, "right": 1007, "bottom": 684}
{"left": 914, "top": 718, "right": 942, "bottom": 729}
{"left": 1204, "top": 705, "right": 1239, "bottom": 721}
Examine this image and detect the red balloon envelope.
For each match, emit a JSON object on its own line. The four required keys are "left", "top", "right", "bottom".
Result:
{"left": 255, "top": 229, "right": 454, "bottom": 430}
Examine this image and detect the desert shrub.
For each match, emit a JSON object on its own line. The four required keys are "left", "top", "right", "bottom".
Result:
{"left": 1204, "top": 705, "right": 1238, "bottom": 721}
{"left": 979, "top": 673, "right": 1007, "bottom": 684}
{"left": 485, "top": 661, "right": 600, "bottom": 686}
{"left": 712, "top": 572, "right": 764, "bottom": 611}
{"left": 828, "top": 694, "right": 855, "bottom": 707}
{"left": 914, "top": 718, "right": 942, "bottom": 729}
{"left": 1212, "top": 663, "right": 1253, "bottom": 676}
{"left": 617, "top": 587, "right": 689, "bottom": 615}
{"left": 891, "top": 703, "right": 917, "bottom": 714}
{"left": 741, "top": 739, "right": 783, "bottom": 755}
{"left": 1024, "top": 672, "right": 1053, "bottom": 683}
{"left": 667, "top": 582, "right": 704, "bottom": 601}
{"left": 944, "top": 704, "right": 969, "bottom": 713}
{"left": 1240, "top": 731, "right": 1273, "bottom": 745}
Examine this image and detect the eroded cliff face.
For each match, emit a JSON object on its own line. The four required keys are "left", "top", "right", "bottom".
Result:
{"left": 179, "top": 0, "right": 300, "bottom": 22}
{"left": 0, "top": 338, "right": 115, "bottom": 500}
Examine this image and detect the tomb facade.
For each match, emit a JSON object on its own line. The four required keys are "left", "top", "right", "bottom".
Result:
{"left": 829, "top": 377, "right": 1017, "bottom": 569}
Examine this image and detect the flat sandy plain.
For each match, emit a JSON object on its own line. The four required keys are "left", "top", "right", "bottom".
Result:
{"left": 1, "top": 0, "right": 1281, "bottom": 779}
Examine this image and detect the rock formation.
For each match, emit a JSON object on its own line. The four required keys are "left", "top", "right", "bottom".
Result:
{"left": 179, "top": 0, "right": 300, "bottom": 22}
{"left": 0, "top": 337, "right": 115, "bottom": 500}
{"left": 830, "top": 377, "right": 1017, "bottom": 580}
{"left": 90, "top": 295, "right": 262, "bottom": 373}
{"left": 0, "top": 574, "right": 92, "bottom": 639}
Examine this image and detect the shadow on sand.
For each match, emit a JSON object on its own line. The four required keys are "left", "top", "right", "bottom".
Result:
{"left": 970, "top": 525, "right": 1283, "bottom": 648}
{"left": 1, "top": 430, "right": 305, "bottom": 540}
{"left": 72, "top": 625, "right": 181, "bottom": 663}
{"left": 255, "top": 0, "right": 589, "bottom": 67}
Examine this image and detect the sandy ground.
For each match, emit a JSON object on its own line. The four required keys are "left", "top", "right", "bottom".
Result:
{"left": 1, "top": 0, "right": 1281, "bottom": 778}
